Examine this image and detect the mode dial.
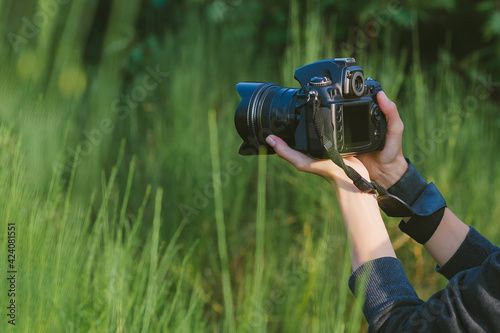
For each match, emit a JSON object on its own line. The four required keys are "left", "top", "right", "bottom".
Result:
{"left": 309, "top": 76, "right": 332, "bottom": 87}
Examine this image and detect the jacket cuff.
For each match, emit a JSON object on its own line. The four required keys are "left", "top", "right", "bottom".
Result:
{"left": 387, "top": 158, "right": 427, "bottom": 206}
{"left": 436, "top": 226, "right": 500, "bottom": 280}
{"left": 348, "top": 257, "right": 418, "bottom": 325}
{"left": 397, "top": 182, "right": 447, "bottom": 244}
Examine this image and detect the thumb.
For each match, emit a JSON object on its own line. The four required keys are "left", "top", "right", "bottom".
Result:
{"left": 377, "top": 91, "right": 404, "bottom": 137}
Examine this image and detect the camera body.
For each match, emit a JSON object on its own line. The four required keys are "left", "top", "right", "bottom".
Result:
{"left": 235, "top": 58, "right": 386, "bottom": 158}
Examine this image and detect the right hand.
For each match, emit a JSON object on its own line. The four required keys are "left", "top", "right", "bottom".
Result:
{"left": 357, "top": 91, "right": 408, "bottom": 189}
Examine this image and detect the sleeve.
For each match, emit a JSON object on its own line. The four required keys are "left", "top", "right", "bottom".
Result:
{"left": 386, "top": 158, "right": 427, "bottom": 206}
{"left": 386, "top": 159, "right": 447, "bottom": 244}
{"left": 349, "top": 254, "right": 500, "bottom": 332}
{"left": 436, "top": 226, "right": 500, "bottom": 280}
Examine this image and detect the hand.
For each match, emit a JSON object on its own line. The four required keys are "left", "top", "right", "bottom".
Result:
{"left": 265, "top": 132, "right": 397, "bottom": 270}
{"left": 356, "top": 91, "right": 408, "bottom": 189}
{"left": 265, "top": 134, "right": 370, "bottom": 193}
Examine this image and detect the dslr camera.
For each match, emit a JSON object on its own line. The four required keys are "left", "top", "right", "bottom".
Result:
{"left": 234, "top": 58, "right": 386, "bottom": 158}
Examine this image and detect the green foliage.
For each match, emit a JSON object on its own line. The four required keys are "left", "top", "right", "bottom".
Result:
{"left": 0, "top": 126, "right": 206, "bottom": 332}
{"left": 479, "top": 2, "right": 500, "bottom": 40}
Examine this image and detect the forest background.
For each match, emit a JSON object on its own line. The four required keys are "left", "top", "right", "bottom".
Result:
{"left": 1, "top": 0, "right": 500, "bottom": 331}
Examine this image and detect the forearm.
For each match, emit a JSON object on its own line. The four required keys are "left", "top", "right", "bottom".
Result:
{"left": 435, "top": 226, "right": 500, "bottom": 279}
{"left": 380, "top": 158, "right": 469, "bottom": 267}
{"left": 375, "top": 157, "right": 494, "bottom": 277}
{"left": 423, "top": 208, "right": 469, "bottom": 267}
{"left": 332, "top": 178, "right": 396, "bottom": 271}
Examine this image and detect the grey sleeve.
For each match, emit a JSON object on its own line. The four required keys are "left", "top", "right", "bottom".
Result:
{"left": 435, "top": 226, "right": 500, "bottom": 280}
{"left": 349, "top": 253, "right": 500, "bottom": 332}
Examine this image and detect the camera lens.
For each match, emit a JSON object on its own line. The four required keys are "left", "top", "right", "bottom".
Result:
{"left": 235, "top": 82, "right": 299, "bottom": 155}
{"left": 351, "top": 72, "right": 365, "bottom": 97}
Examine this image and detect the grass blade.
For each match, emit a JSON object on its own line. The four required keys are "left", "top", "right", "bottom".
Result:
{"left": 208, "top": 109, "right": 236, "bottom": 333}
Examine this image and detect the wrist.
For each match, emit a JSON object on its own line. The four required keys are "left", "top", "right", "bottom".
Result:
{"left": 333, "top": 185, "right": 395, "bottom": 270}
{"left": 387, "top": 158, "right": 427, "bottom": 206}
{"left": 332, "top": 178, "right": 377, "bottom": 208}
{"left": 372, "top": 156, "right": 408, "bottom": 189}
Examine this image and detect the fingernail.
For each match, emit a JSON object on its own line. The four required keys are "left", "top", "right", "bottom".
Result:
{"left": 380, "top": 91, "right": 389, "bottom": 103}
{"left": 266, "top": 135, "right": 276, "bottom": 147}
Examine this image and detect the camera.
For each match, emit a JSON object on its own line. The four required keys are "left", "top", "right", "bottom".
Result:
{"left": 234, "top": 58, "right": 386, "bottom": 158}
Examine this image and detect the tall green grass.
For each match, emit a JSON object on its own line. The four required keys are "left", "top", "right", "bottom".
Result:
{"left": 208, "top": 110, "right": 236, "bottom": 333}
{"left": 0, "top": 127, "right": 207, "bottom": 332}
{"left": 0, "top": 0, "right": 499, "bottom": 332}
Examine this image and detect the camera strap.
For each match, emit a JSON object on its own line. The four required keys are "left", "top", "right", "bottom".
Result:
{"left": 312, "top": 97, "right": 415, "bottom": 217}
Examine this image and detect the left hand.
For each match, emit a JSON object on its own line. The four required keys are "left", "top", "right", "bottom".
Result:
{"left": 265, "top": 135, "right": 370, "bottom": 190}
{"left": 266, "top": 135, "right": 395, "bottom": 270}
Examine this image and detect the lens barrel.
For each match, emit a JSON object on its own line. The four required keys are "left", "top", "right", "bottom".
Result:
{"left": 235, "top": 82, "right": 298, "bottom": 155}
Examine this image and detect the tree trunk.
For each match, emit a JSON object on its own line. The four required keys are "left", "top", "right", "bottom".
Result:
{"left": 46, "top": 0, "right": 98, "bottom": 98}
{"left": 89, "top": 0, "right": 143, "bottom": 111}
{"left": 73, "top": 0, "right": 143, "bottom": 196}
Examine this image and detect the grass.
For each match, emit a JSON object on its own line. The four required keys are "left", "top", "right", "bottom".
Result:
{"left": 208, "top": 109, "right": 236, "bottom": 333}
{"left": 0, "top": 0, "right": 499, "bottom": 332}
{"left": 0, "top": 125, "right": 208, "bottom": 332}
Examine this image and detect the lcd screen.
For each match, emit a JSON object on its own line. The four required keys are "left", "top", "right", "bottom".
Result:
{"left": 342, "top": 104, "right": 370, "bottom": 148}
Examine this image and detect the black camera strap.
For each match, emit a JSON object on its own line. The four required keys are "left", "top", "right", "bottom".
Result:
{"left": 312, "top": 97, "right": 415, "bottom": 217}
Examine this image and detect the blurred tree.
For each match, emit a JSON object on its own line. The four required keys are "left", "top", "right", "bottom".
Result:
{"left": 89, "top": 0, "right": 143, "bottom": 105}
{"left": 46, "top": 0, "right": 98, "bottom": 97}
{"left": 0, "top": 0, "right": 9, "bottom": 60}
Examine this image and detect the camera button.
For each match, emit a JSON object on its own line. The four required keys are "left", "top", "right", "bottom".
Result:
{"left": 310, "top": 76, "right": 332, "bottom": 86}
{"left": 370, "top": 105, "right": 382, "bottom": 122}
{"left": 374, "top": 130, "right": 380, "bottom": 137}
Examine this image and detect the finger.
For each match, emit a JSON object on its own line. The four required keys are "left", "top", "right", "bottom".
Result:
{"left": 377, "top": 91, "right": 404, "bottom": 137}
{"left": 266, "top": 135, "right": 315, "bottom": 172}
{"left": 266, "top": 135, "right": 342, "bottom": 178}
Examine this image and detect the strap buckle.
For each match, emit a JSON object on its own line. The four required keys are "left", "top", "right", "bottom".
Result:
{"left": 377, "top": 194, "right": 415, "bottom": 217}
{"left": 353, "top": 177, "right": 377, "bottom": 194}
